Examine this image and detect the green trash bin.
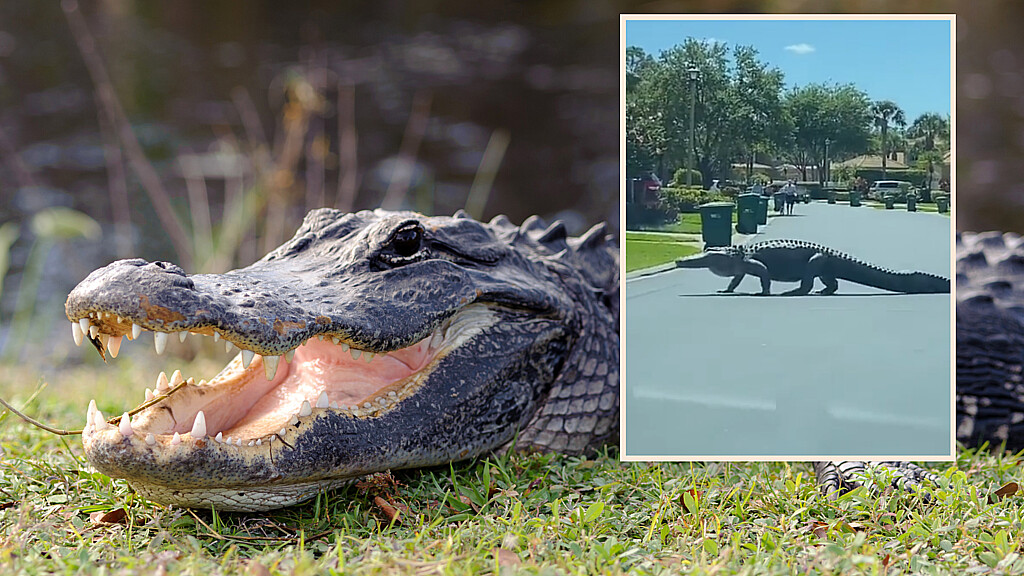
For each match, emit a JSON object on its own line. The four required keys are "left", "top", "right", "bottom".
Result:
{"left": 849, "top": 190, "right": 862, "bottom": 207}
{"left": 884, "top": 195, "right": 895, "bottom": 209}
{"left": 936, "top": 195, "right": 949, "bottom": 213}
{"left": 699, "top": 202, "right": 735, "bottom": 247}
{"left": 736, "top": 193, "right": 759, "bottom": 234}
{"left": 756, "top": 196, "right": 768, "bottom": 225}
{"left": 907, "top": 193, "right": 917, "bottom": 212}
{"left": 773, "top": 192, "right": 785, "bottom": 212}
{"left": 827, "top": 190, "right": 836, "bottom": 204}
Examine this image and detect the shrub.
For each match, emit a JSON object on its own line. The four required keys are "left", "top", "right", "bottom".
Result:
{"left": 670, "top": 168, "right": 703, "bottom": 188}
{"left": 661, "top": 187, "right": 729, "bottom": 213}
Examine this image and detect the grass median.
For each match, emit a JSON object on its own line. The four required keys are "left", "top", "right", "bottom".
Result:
{"left": 625, "top": 232, "right": 702, "bottom": 272}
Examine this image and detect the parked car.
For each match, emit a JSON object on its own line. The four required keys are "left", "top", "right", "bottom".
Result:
{"left": 867, "top": 180, "right": 905, "bottom": 200}
{"left": 629, "top": 172, "right": 662, "bottom": 207}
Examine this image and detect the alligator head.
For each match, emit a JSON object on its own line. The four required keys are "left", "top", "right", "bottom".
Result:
{"left": 675, "top": 246, "right": 746, "bottom": 275}
{"left": 65, "top": 209, "right": 619, "bottom": 511}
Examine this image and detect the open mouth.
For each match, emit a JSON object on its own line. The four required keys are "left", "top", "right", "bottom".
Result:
{"left": 74, "top": 304, "right": 496, "bottom": 448}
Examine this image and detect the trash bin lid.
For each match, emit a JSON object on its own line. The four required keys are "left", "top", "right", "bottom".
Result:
{"left": 700, "top": 202, "right": 735, "bottom": 208}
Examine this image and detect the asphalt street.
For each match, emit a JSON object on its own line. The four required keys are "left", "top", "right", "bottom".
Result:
{"left": 623, "top": 202, "right": 952, "bottom": 458}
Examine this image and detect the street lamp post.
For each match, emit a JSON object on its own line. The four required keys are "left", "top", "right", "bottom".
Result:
{"left": 823, "top": 138, "right": 831, "bottom": 184}
{"left": 687, "top": 67, "right": 699, "bottom": 188}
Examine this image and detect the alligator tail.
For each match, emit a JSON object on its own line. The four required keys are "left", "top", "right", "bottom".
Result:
{"left": 834, "top": 258, "right": 950, "bottom": 293}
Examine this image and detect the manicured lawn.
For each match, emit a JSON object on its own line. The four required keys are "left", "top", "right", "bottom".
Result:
{"left": 625, "top": 236, "right": 701, "bottom": 272}
{"left": 656, "top": 212, "right": 738, "bottom": 235}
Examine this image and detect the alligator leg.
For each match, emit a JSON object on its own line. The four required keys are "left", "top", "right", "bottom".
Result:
{"left": 782, "top": 253, "right": 828, "bottom": 296}
{"left": 816, "top": 274, "right": 839, "bottom": 295}
{"left": 719, "top": 274, "right": 744, "bottom": 293}
{"left": 742, "top": 260, "right": 772, "bottom": 295}
{"left": 814, "top": 461, "right": 941, "bottom": 501}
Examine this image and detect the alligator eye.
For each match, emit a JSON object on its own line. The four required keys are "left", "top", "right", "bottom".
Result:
{"left": 391, "top": 225, "right": 423, "bottom": 258}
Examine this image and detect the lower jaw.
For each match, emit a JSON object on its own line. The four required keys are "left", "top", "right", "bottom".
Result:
{"left": 129, "top": 476, "right": 359, "bottom": 512}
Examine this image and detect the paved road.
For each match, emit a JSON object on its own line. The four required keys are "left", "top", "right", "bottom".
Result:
{"left": 623, "top": 202, "right": 952, "bottom": 458}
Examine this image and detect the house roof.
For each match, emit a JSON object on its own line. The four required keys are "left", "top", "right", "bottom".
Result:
{"left": 832, "top": 154, "right": 908, "bottom": 170}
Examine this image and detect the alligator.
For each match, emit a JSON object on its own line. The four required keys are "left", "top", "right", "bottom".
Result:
{"left": 66, "top": 208, "right": 620, "bottom": 511}
{"left": 956, "top": 231, "right": 1024, "bottom": 448}
{"left": 64, "top": 210, "right": 951, "bottom": 512}
{"left": 675, "top": 239, "right": 950, "bottom": 295}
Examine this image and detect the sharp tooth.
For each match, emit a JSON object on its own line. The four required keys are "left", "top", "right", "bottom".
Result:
{"left": 387, "top": 391, "right": 398, "bottom": 398}
{"left": 317, "top": 334, "right": 324, "bottom": 342}
{"left": 247, "top": 440, "right": 255, "bottom": 447}
{"left": 118, "top": 412, "right": 133, "bottom": 437}
{"left": 72, "top": 322, "right": 84, "bottom": 346}
{"left": 331, "top": 337, "right": 340, "bottom": 345}
{"left": 86, "top": 399, "right": 98, "bottom": 428}
{"left": 226, "top": 341, "right": 234, "bottom": 353}
{"left": 178, "top": 331, "right": 188, "bottom": 343}
{"left": 190, "top": 411, "right": 207, "bottom": 438}
{"left": 364, "top": 351, "right": 375, "bottom": 362}
{"left": 329, "top": 402, "right": 339, "bottom": 409}
{"left": 79, "top": 318, "right": 90, "bottom": 333}
{"left": 299, "top": 400, "right": 312, "bottom": 417}
{"left": 145, "top": 433, "right": 156, "bottom": 445}
{"left": 215, "top": 432, "right": 223, "bottom": 443}
{"left": 241, "top": 349, "right": 254, "bottom": 368}
{"left": 145, "top": 388, "right": 154, "bottom": 402}
{"left": 131, "top": 323, "right": 142, "bottom": 340}
{"left": 186, "top": 377, "right": 195, "bottom": 386}
{"left": 363, "top": 402, "right": 372, "bottom": 409}
{"left": 350, "top": 349, "right": 361, "bottom": 360}
{"left": 154, "top": 332, "right": 168, "bottom": 354}
{"left": 431, "top": 329, "right": 443, "bottom": 349}
{"left": 212, "top": 332, "right": 220, "bottom": 342}
{"left": 156, "top": 372, "right": 169, "bottom": 391}
{"left": 255, "top": 439, "right": 262, "bottom": 446}
{"left": 264, "top": 355, "right": 280, "bottom": 380}
{"left": 278, "top": 428, "right": 287, "bottom": 437}
{"left": 340, "top": 342, "right": 350, "bottom": 352}
{"left": 89, "top": 325, "right": 100, "bottom": 339}
{"left": 235, "top": 438, "right": 242, "bottom": 446}
{"left": 288, "top": 414, "right": 299, "bottom": 425}
{"left": 284, "top": 349, "right": 295, "bottom": 363}
{"left": 226, "top": 436, "right": 234, "bottom": 445}
{"left": 108, "top": 336, "right": 122, "bottom": 358}
{"left": 316, "top": 391, "right": 329, "bottom": 409}
{"left": 171, "top": 432, "right": 181, "bottom": 445}
{"left": 115, "top": 315, "right": 123, "bottom": 324}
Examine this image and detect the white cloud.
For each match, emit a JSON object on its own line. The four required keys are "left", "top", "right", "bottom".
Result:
{"left": 784, "top": 43, "right": 816, "bottom": 55}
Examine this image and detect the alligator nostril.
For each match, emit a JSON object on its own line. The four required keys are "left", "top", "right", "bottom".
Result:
{"left": 144, "top": 261, "right": 187, "bottom": 276}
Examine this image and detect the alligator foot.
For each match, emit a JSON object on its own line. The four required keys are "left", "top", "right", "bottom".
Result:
{"left": 814, "top": 461, "right": 941, "bottom": 502}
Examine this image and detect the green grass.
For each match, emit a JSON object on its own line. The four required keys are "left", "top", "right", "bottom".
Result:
{"left": 1, "top": 360, "right": 1023, "bottom": 574}
{"left": 625, "top": 236, "right": 700, "bottom": 272}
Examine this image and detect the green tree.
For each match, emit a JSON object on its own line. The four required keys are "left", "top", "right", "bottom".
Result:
{"left": 783, "top": 83, "right": 872, "bottom": 182}
{"left": 907, "top": 112, "right": 950, "bottom": 188}
{"left": 871, "top": 100, "right": 907, "bottom": 178}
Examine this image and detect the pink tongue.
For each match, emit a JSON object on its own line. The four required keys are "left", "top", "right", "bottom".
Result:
{"left": 220, "top": 338, "right": 435, "bottom": 438}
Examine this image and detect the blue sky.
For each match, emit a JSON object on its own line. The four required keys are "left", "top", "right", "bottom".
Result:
{"left": 625, "top": 18, "right": 952, "bottom": 123}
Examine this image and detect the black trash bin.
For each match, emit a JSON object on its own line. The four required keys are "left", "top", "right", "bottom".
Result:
{"left": 699, "top": 202, "right": 735, "bottom": 247}
{"left": 849, "top": 190, "right": 862, "bottom": 207}
{"left": 736, "top": 193, "right": 759, "bottom": 234}
{"left": 884, "top": 195, "right": 895, "bottom": 209}
{"left": 756, "top": 196, "right": 768, "bottom": 225}
{"left": 907, "top": 192, "right": 917, "bottom": 212}
{"left": 936, "top": 195, "right": 949, "bottom": 213}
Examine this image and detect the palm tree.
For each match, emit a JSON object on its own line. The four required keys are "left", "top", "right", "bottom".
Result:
{"left": 907, "top": 113, "right": 950, "bottom": 189}
{"left": 871, "top": 101, "right": 906, "bottom": 178}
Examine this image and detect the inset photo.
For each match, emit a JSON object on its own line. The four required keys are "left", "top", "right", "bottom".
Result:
{"left": 621, "top": 15, "right": 954, "bottom": 459}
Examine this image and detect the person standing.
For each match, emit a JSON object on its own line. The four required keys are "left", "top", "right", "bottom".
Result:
{"left": 781, "top": 179, "right": 797, "bottom": 215}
